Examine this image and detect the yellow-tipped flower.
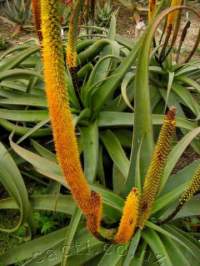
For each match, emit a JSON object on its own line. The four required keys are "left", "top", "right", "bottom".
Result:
{"left": 32, "top": 0, "right": 42, "bottom": 41}
{"left": 114, "top": 188, "right": 139, "bottom": 244}
{"left": 148, "top": 0, "right": 157, "bottom": 23}
{"left": 66, "top": 0, "right": 83, "bottom": 69}
{"left": 167, "top": 0, "right": 182, "bottom": 29}
{"left": 40, "top": 0, "right": 101, "bottom": 232}
{"left": 179, "top": 165, "right": 200, "bottom": 207}
{"left": 138, "top": 107, "right": 176, "bottom": 228}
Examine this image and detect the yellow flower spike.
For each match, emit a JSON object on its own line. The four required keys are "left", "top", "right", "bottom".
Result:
{"left": 158, "top": 163, "right": 200, "bottom": 225}
{"left": 167, "top": 0, "right": 182, "bottom": 29}
{"left": 66, "top": 0, "right": 83, "bottom": 69}
{"left": 179, "top": 165, "right": 200, "bottom": 207}
{"left": 114, "top": 188, "right": 139, "bottom": 244}
{"left": 40, "top": 0, "right": 102, "bottom": 231}
{"left": 138, "top": 107, "right": 176, "bottom": 229}
{"left": 32, "top": 0, "right": 42, "bottom": 42}
{"left": 148, "top": 0, "right": 157, "bottom": 23}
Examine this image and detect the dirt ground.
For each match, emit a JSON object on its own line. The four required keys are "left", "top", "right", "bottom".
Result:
{"left": 0, "top": 1, "right": 200, "bottom": 51}
{"left": 113, "top": 1, "right": 200, "bottom": 56}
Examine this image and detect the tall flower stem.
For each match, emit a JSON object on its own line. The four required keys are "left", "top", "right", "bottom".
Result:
{"left": 40, "top": 0, "right": 102, "bottom": 235}
{"left": 32, "top": 0, "right": 42, "bottom": 42}
{"left": 138, "top": 107, "right": 176, "bottom": 228}
{"left": 148, "top": 0, "right": 157, "bottom": 23}
{"left": 66, "top": 0, "right": 84, "bottom": 105}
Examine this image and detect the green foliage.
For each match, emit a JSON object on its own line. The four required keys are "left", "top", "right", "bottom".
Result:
{"left": 95, "top": 0, "right": 113, "bottom": 27}
{"left": 3, "top": 0, "right": 31, "bottom": 26}
{"left": 0, "top": 2, "right": 199, "bottom": 265}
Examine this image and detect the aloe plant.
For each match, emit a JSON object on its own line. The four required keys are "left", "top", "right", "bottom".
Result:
{"left": 3, "top": 0, "right": 32, "bottom": 29}
{"left": 95, "top": 0, "right": 113, "bottom": 27}
{"left": 0, "top": 1, "right": 200, "bottom": 265}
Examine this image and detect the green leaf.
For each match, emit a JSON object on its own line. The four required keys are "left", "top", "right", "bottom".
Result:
{"left": 31, "top": 140, "right": 56, "bottom": 161}
{"left": 172, "top": 83, "right": 200, "bottom": 118}
{"left": 82, "top": 15, "right": 119, "bottom": 104}
{"left": 153, "top": 160, "right": 200, "bottom": 214}
{"left": 0, "top": 109, "right": 48, "bottom": 122}
{"left": 129, "top": 242, "right": 146, "bottom": 266}
{"left": 61, "top": 208, "right": 82, "bottom": 266}
{"left": 10, "top": 138, "right": 63, "bottom": 184}
{"left": 146, "top": 221, "right": 194, "bottom": 252}
{"left": 164, "top": 225, "right": 200, "bottom": 262}
{"left": 81, "top": 122, "right": 99, "bottom": 183}
{"left": 165, "top": 71, "right": 175, "bottom": 110}
{"left": 10, "top": 140, "right": 124, "bottom": 221}
{"left": 127, "top": 27, "right": 155, "bottom": 194}
{"left": 121, "top": 72, "right": 134, "bottom": 110}
{"left": 174, "top": 196, "right": 200, "bottom": 219}
{"left": 98, "top": 112, "right": 196, "bottom": 131}
{"left": 100, "top": 130, "right": 129, "bottom": 178}
{"left": 142, "top": 229, "right": 173, "bottom": 266}
{"left": 0, "top": 227, "right": 68, "bottom": 265}
{"left": 0, "top": 142, "right": 31, "bottom": 232}
{"left": 112, "top": 163, "right": 126, "bottom": 194}
{"left": 0, "top": 118, "right": 51, "bottom": 137}
{"left": 0, "top": 46, "right": 39, "bottom": 71}
{"left": 159, "top": 235, "right": 191, "bottom": 266}
{"left": 123, "top": 230, "right": 141, "bottom": 266}
{"left": 91, "top": 37, "right": 142, "bottom": 114}
{"left": 0, "top": 194, "right": 75, "bottom": 216}
{"left": 160, "top": 127, "right": 200, "bottom": 192}
{"left": 176, "top": 75, "right": 200, "bottom": 94}
{"left": 0, "top": 69, "right": 42, "bottom": 81}
{"left": 97, "top": 244, "right": 129, "bottom": 266}
{"left": 20, "top": 229, "right": 103, "bottom": 266}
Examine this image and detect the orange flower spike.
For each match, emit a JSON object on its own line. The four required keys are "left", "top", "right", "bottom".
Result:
{"left": 40, "top": 0, "right": 102, "bottom": 224}
{"left": 114, "top": 188, "right": 139, "bottom": 244}
{"left": 167, "top": 0, "right": 182, "bottom": 29}
{"left": 66, "top": 0, "right": 83, "bottom": 69}
{"left": 32, "top": 0, "right": 42, "bottom": 41}
{"left": 138, "top": 107, "right": 176, "bottom": 229}
{"left": 148, "top": 0, "right": 157, "bottom": 23}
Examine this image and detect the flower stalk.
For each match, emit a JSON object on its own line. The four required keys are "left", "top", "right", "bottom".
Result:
{"left": 138, "top": 107, "right": 176, "bottom": 228}
{"left": 66, "top": 0, "right": 83, "bottom": 69}
{"left": 179, "top": 166, "right": 200, "bottom": 206}
{"left": 166, "top": 0, "right": 182, "bottom": 30}
{"left": 40, "top": 0, "right": 101, "bottom": 233}
{"left": 66, "top": 0, "right": 84, "bottom": 104}
{"left": 32, "top": 0, "right": 42, "bottom": 41}
{"left": 148, "top": 0, "right": 157, "bottom": 23}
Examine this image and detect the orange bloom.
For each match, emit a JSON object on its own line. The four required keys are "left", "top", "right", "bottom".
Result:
{"left": 41, "top": 0, "right": 101, "bottom": 232}
{"left": 114, "top": 188, "right": 139, "bottom": 244}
